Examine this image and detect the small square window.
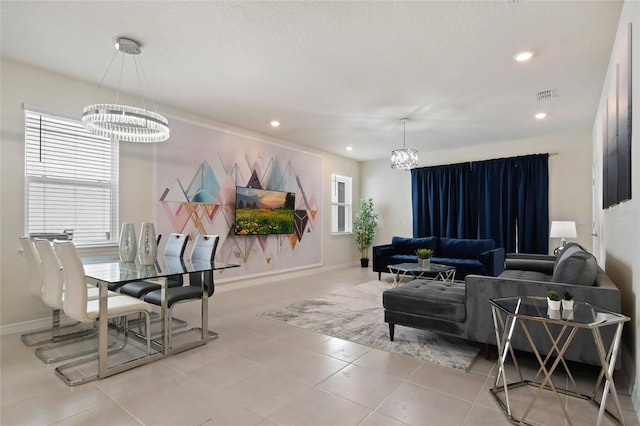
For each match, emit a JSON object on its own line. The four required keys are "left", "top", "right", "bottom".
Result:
{"left": 331, "top": 174, "right": 352, "bottom": 233}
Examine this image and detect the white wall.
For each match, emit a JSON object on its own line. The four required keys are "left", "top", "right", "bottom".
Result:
{"left": 0, "top": 59, "right": 360, "bottom": 327}
{"left": 592, "top": 0, "right": 639, "bottom": 410}
{"left": 361, "top": 130, "right": 594, "bottom": 252}
{"left": 0, "top": 60, "right": 156, "bottom": 326}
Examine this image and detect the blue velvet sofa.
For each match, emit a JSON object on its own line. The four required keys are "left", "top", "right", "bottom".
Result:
{"left": 373, "top": 236, "right": 505, "bottom": 280}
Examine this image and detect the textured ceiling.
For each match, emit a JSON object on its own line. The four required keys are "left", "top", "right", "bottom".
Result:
{"left": 0, "top": 1, "right": 623, "bottom": 162}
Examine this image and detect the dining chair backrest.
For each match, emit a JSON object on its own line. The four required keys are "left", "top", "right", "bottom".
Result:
{"left": 190, "top": 235, "right": 219, "bottom": 262}
{"left": 20, "top": 237, "right": 43, "bottom": 299}
{"left": 189, "top": 235, "right": 219, "bottom": 297}
{"left": 34, "top": 239, "right": 65, "bottom": 310}
{"left": 163, "top": 233, "right": 189, "bottom": 258}
{"left": 54, "top": 241, "right": 90, "bottom": 323}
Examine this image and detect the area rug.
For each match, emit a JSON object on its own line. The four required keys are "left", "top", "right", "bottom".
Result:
{"left": 259, "top": 280, "right": 480, "bottom": 371}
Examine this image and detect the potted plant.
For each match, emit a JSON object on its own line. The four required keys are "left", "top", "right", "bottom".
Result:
{"left": 415, "top": 248, "right": 433, "bottom": 269}
{"left": 353, "top": 198, "right": 378, "bottom": 267}
{"left": 546, "top": 290, "right": 561, "bottom": 310}
{"left": 562, "top": 291, "right": 574, "bottom": 310}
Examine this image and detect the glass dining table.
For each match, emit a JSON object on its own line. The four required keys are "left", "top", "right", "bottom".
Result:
{"left": 82, "top": 255, "right": 240, "bottom": 380}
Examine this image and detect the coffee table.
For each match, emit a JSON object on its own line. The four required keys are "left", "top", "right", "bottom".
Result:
{"left": 387, "top": 262, "right": 456, "bottom": 287}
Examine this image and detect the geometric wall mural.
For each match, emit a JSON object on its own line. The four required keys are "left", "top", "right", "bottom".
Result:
{"left": 156, "top": 116, "right": 322, "bottom": 280}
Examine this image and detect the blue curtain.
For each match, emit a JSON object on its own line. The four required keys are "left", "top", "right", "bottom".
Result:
{"left": 513, "top": 155, "right": 549, "bottom": 253}
{"left": 411, "top": 163, "right": 474, "bottom": 238}
{"left": 472, "top": 158, "right": 518, "bottom": 251}
{"left": 411, "top": 154, "right": 549, "bottom": 253}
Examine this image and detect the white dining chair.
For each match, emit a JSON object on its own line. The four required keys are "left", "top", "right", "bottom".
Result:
{"left": 32, "top": 239, "right": 120, "bottom": 363}
{"left": 52, "top": 240, "right": 154, "bottom": 386}
{"left": 20, "top": 237, "right": 100, "bottom": 347}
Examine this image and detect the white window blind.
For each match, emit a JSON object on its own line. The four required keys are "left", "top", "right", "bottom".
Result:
{"left": 25, "top": 110, "right": 119, "bottom": 245}
{"left": 331, "top": 173, "right": 352, "bottom": 233}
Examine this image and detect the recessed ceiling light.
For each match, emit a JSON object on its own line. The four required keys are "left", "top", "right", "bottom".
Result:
{"left": 514, "top": 51, "right": 534, "bottom": 62}
{"left": 346, "top": 146, "right": 353, "bottom": 151}
{"left": 535, "top": 112, "right": 547, "bottom": 120}
{"left": 270, "top": 120, "right": 280, "bottom": 128}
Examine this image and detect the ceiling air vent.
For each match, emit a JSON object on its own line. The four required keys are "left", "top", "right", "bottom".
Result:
{"left": 536, "top": 89, "right": 556, "bottom": 101}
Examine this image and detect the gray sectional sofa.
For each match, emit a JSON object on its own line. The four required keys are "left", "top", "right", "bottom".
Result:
{"left": 382, "top": 243, "right": 622, "bottom": 366}
{"left": 373, "top": 236, "right": 505, "bottom": 279}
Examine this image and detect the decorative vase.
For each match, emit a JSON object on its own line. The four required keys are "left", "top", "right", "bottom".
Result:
{"left": 418, "top": 258, "right": 430, "bottom": 269}
{"left": 118, "top": 222, "right": 137, "bottom": 262}
{"left": 138, "top": 222, "right": 158, "bottom": 266}
{"left": 562, "top": 299, "right": 574, "bottom": 310}
{"left": 547, "top": 298, "right": 561, "bottom": 311}
{"left": 360, "top": 258, "right": 369, "bottom": 268}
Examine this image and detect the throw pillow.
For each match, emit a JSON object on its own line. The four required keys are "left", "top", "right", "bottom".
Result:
{"left": 391, "top": 236, "right": 413, "bottom": 254}
{"left": 551, "top": 250, "right": 598, "bottom": 286}
{"left": 438, "top": 238, "right": 495, "bottom": 259}
{"left": 553, "top": 242, "right": 585, "bottom": 275}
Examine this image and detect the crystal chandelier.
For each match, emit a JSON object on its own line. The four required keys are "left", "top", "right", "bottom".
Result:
{"left": 391, "top": 118, "right": 418, "bottom": 169}
{"left": 82, "top": 38, "right": 170, "bottom": 143}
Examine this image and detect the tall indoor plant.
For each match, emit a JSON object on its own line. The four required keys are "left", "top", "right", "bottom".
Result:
{"left": 353, "top": 198, "right": 378, "bottom": 267}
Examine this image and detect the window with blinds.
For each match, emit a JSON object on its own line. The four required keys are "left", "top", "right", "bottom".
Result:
{"left": 25, "top": 109, "right": 119, "bottom": 245}
{"left": 331, "top": 173, "right": 352, "bottom": 233}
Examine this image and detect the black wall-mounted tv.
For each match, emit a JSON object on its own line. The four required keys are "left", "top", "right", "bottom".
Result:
{"left": 234, "top": 186, "right": 295, "bottom": 235}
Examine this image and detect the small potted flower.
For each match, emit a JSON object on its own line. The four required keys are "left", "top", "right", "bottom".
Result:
{"left": 546, "top": 290, "right": 561, "bottom": 310}
{"left": 562, "top": 291, "right": 574, "bottom": 310}
{"left": 415, "top": 248, "right": 433, "bottom": 269}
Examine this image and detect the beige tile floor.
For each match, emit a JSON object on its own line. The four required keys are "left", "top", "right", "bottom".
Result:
{"left": 1, "top": 266, "right": 639, "bottom": 425}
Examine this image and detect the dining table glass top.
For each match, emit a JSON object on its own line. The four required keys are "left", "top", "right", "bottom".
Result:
{"left": 82, "top": 256, "right": 239, "bottom": 284}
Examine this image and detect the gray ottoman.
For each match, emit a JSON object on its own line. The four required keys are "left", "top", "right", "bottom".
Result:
{"left": 382, "top": 279, "right": 467, "bottom": 340}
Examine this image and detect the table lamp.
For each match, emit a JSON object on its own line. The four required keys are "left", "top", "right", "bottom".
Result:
{"left": 550, "top": 221, "right": 577, "bottom": 254}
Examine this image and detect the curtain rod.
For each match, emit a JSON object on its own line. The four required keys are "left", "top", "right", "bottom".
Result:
{"left": 417, "top": 152, "right": 558, "bottom": 170}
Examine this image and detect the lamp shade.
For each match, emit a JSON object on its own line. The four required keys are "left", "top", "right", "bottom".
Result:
{"left": 549, "top": 221, "right": 577, "bottom": 239}
{"left": 391, "top": 148, "right": 418, "bottom": 169}
{"left": 390, "top": 118, "right": 418, "bottom": 169}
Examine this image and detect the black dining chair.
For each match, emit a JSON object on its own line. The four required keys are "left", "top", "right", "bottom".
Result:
{"left": 143, "top": 234, "right": 219, "bottom": 349}
{"left": 118, "top": 233, "right": 188, "bottom": 297}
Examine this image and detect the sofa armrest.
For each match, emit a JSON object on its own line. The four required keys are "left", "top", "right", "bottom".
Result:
{"left": 505, "top": 253, "right": 555, "bottom": 274}
{"left": 372, "top": 244, "right": 398, "bottom": 274}
{"left": 464, "top": 274, "right": 621, "bottom": 345}
{"left": 373, "top": 244, "right": 396, "bottom": 257}
{"left": 479, "top": 247, "right": 505, "bottom": 276}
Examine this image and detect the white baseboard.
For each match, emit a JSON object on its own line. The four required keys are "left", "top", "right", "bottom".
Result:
{"left": 216, "top": 261, "right": 357, "bottom": 293}
{"left": 633, "top": 387, "right": 640, "bottom": 424}
{"left": 620, "top": 341, "right": 639, "bottom": 419}
{"left": 620, "top": 345, "right": 636, "bottom": 392}
{"left": 0, "top": 315, "right": 75, "bottom": 336}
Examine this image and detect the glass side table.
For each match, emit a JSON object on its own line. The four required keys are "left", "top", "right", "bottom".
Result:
{"left": 489, "top": 296, "right": 629, "bottom": 426}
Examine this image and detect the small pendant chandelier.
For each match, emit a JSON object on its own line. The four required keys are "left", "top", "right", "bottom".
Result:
{"left": 391, "top": 118, "right": 418, "bottom": 169}
{"left": 81, "top": 38, "right": 170, "bottom": 143}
